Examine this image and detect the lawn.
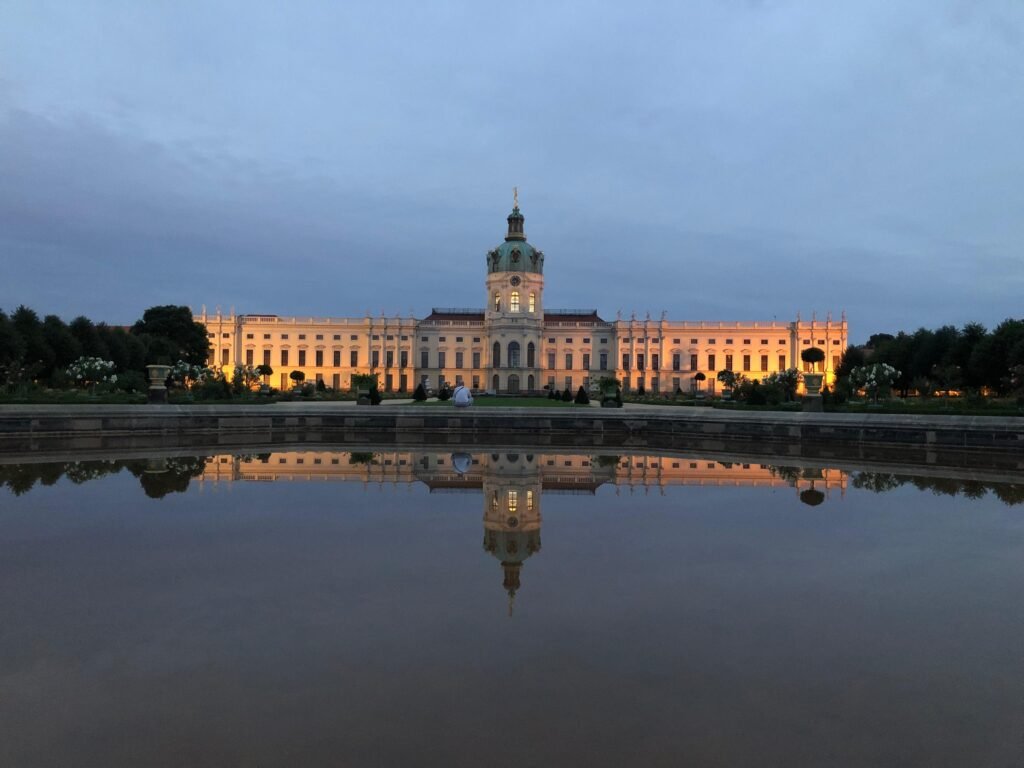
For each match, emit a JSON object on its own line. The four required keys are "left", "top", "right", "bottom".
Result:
{"left": 409, "top": 396, "right": 588, "bottom": 407}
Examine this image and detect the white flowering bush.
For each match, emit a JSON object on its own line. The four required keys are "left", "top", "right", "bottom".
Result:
{"left": 231, "top": 364, "right": 262, "bottom": 393}
{"left": 66, "top": 357, "right": 117, "bottom": 388}
{"left": 763, "top": 367, "right": 801, "bottom": 401}
{"left": 851, "top": 363, "right": 900, "bottom": 402}
{"left": 170, "top": 360, "right": 213, "bottom": 390}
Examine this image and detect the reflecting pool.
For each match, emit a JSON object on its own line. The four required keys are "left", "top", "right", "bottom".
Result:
{"left": 2, "top": 449, "right": 1024, "bottom": 767}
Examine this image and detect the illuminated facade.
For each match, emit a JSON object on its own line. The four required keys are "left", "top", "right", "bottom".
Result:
{"left": 198, "top": 203, "right": 847, "bottom": 394}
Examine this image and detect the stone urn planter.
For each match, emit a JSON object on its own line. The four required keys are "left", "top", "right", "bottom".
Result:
{"left": 599, "top": 380, "right": 621, "bottom": 408}
{"left": 803, "top": 373, "right": 824, "bottom": 395}
{"left": 145, "top": 364, "right": 172, "bottom": 404}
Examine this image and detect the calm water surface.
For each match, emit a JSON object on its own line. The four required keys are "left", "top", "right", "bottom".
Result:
{"left": 2, "top": 450, "right": 1024, "bottom": 767}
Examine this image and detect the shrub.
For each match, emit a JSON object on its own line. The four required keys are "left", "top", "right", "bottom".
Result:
{"left": 316, "top": 378, "right": 326, "bottom": 392}
{"left": 637, "top": 383, "right": 646, "bottom": 396}
{"left": 561, "top": 387, "right": 572, "bottom": 402}
{"left": 574, "top": 386, "right": 590, "bottom": 404}
{"left": 413, "top": 382, "right": 428, "bottom": 401}
{"left": 438, "top": 386, "right": 452, "bottom": 401}
{"left": 369, "top": 386, "right": 382, "bottom": 405}
{"left": 114, "top": 370, "right": 148, "bottom": 393}
{"left": 801, "top": 347, "right": 826, "bottom": 366}
{"left": 289, "top": 370, "right": 306, "bottom": 386}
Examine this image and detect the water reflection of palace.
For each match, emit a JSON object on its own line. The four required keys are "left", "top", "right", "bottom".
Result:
{"left": 200, "top": 451, "right": 846, "bottom": 610}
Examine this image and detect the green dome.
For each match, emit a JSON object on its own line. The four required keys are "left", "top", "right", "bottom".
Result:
{"left": 486, "top": 206, "right": 544, "bottom": 274}
{"left": 487, "top": 240, "right": 544, "bottom": 274}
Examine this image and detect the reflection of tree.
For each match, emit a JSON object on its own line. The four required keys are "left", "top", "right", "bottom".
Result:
{"left": 852, "top": 472, "right": 902, "bottom": 493}
{"left": 767, "top": 465, "right": 802, "bottom": 486}
{"left": 0, "top": 456, "right": 206, "bottom": 499}
{"left": 851, "top": 471, "right": 1024, "bottom": 507}
{"left": 799, "top": 489, "right": 825, "bottom": 506}
{"left": 127, "top": 456, "right": 206, "bottom": 499}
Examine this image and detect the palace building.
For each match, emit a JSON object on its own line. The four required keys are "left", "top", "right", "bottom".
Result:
{"left": 197, "top": 202, "right": 847, "bottom": 394}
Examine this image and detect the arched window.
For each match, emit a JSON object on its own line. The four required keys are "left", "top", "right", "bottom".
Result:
{"left": 529, "top": 292, "right": 536, "bottom": 313}
{"left": 507, "top": 374, "right": 520, "bottom": 393}
{"left": 510, "top": 291, "right": 520, "bottom": 312}
{"left": 508, "top": 341, "right": 521, "bottom": 367}
{"left": 492, "top": 373, "right": 500, "bottom": 392}
{"left": 527, "top": 374, "right": 535, "bottom": 391}
{"left": 526, "top": 342, "right": 535, "bottom": 367}
{"left": 492, "top": 341, "right": 501, "bottom": 368}
{"left": 493, "top": 292, "right": 501, "bottom": 312}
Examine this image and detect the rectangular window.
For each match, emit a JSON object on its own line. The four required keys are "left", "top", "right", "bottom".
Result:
{"left": 351, "top": 335, "right": 359, "bottom": 341}
{"left": 455, "top": 351, "right": 464, "bottom": 368}
{"left": 565, "top": 353, "right": 573, "bottom": 370}
{"left": 708, "top": 354, "right": 717, "bottom": 371}
{"left": 438, "top": 351, "right": 446, "bottom": 369}
{"left": 221, "top": 349, "right": 229, "bottom": 365}
{"left": 438, "top": 337, "right": 445, "bottom": 343}
{"left": 599, "top": 352, "right": 608, "bottom": 370}
{"left": 421, "top": 349, "right": 429, "bottom": 368}
{"left": 246, "top": 333, "right": 253, "bottom": 340}
{"left": 333, "top": 335, "right": 341, "bottom": 341}
{"left": 761, "top": 339, "right": 768, "bottom": 345}
{"left": 565, "top": 376, "right": 572, "bottom": 390}
{"left": 689, "top": 354, "right": 698, "bottom": 371}
{"left": 547, "top": 376, "right": 555, "bottom": 390}
{"left": 760, "top": 354, "right": 768, "bottom": 371}
{"left": 725, "top": 338, "right": 733, "bottom": 345}
{"left": 333, "top": 350, "right": 341, "bottom": 367}
{"left": 298, "top": 334, "right": 306, "bottom": 340}
{"left": 281, "top": 334, "right": 289, "bottom": 340}
{"left": 548, "top": 338, "right": 555, "bottom": 343}
{"left": 724, "top": 354, "right": 732, "bottom": 371}
{"left": 708, "top": 338, "right": 716, "bottom": 344}
{"left": 263, "top": 350, "right": 271, "bottom": 367}
{"left": 622, "top": 353, "right": 631, "bottom": 370}
{"left": 583, "top": 338, "right": 590, "bottom": 344}
{"left": 371, "top": 350, "right": 379, "bottom": 367}
{"left": 652, "top": 353, "right": 659, "bottom": 371}
{"left": 400, "top": 351, "right": 408, "bottom": 368}
{"left": 315, "top": 350, "right": 323, "bottom": 367}
{"left": 298, "top": 350, "right": 306, "bottom": 366}
{"left": 743, "top": 339, "right": 750, "bottom": 345}
{"left": 316, "top": 334, "right": 324, "bottom": 341}
{"left": 548, "top": 352, "right": 556, "bottom": 369}
{"left": 637, "top": 353, "right": 645, "bottom": 370}
{"left": 263, "top": 334, "right": 270, "bottom": 340}
{"left": 472, "top": 375, "right": 480, "bottom": 389}
{"left": 779, "top": 354, "right": 787, "bottom": 370}
{"left": 386, "top": 350, "right": 394, "bottom": 368}
{"left": 281, "top": 349, "right": 289, "bottom": 366}
{"left": 582, "top": 353, "right": 590, "bottom": 369}
{"left": 672, "top": 353, "right": 680, "bottom": 371}
{"left": 350, "top": 350, "right": 358, "bottom": 367}
{"left": 473, "top": 337, "right": 481, "bottom": 343}
{"left": 565, "top": 338, "right": 573, "bottom": 343}
{"left": 472, "top": 351, "right": 480, "bottom": 368}
{"left": 833, "top": 355, "right": 841, "bottom": 369}
{"left": 245, "top": 349, "right": 253, "bottom": 365}
{"left": 743, "top": 354, "right": 750, "bottom": 371}
{"left": 332, "top": 373, "right": 340, "bottom": 389}
{"left": 600, "top": 338, "right": 608, "bottom": 344}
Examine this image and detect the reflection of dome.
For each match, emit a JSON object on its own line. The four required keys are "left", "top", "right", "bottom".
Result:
{"left": 451, "top": 453, "right": 473, "bottom": 475}
{"left": 486, "top": 208, "right": 544, "bottom": 274}
{"left": 483, "top": 528, "right": 542, "bottom": 616}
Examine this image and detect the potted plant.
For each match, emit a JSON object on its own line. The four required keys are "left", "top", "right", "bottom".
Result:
{"left": 801, "top": 347, "right": 826, "bottom": 394}
{"left": 693, "top": 371, "right": 707, "bottom": 399}
{"left": 597, "top": 376, "right": 621, "bottom": 408}
{"left": 716, "top": 370, "right": 740, "bottom": 401}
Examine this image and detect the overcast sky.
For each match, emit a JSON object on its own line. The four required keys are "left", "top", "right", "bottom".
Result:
{"left": 1, "top": 1, "right": 1021, "bottom": 340}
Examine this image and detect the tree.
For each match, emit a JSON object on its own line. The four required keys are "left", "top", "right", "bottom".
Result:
{"left": 0, "top": 309, "right": 26, "bottom": 384}
{"left": 413, "top": 382, "right": 428, "bottom": 401}
{"left": 289, "top": 370, "right": 306, "bottom": 386}
{"left": 561, "top": 387, "right": 572, "bottom": 402}
{"left": 800, "top": 347, "right": 825, "bottom": 370}
{"left": 256, "top": 364, "right": 273, "bottom": 380}
{"left": 41, "top": 315, "right": 82, "bottom": 382}
{"left": 835, "top": 346, "right": 866, "bottom": 379}
{"left": 69, "top": 316, "right": 108, "bottom": 359}
{"left": 574, "top": 385, "right": 590, "bottom": 404}
{"left": 131, "top": 305, "right": 209, "bottom": 366}
{"left": 12, "top": 306, "right": 55, "bottom": 381}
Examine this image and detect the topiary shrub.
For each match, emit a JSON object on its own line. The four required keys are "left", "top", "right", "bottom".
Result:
{"left": 637, "top": 383, "right": 646, "bottom": 396}
{"left": 574, "top": 386, "right": 590, "bottom": 404}
{"left": 413, "top": 382, "right": 428, "bottom": 401}
{"left": 561, "top": 387, "right": 572, "bottom": 402}
{"left": 438, "top": 386, "right": 452, "bottom": 401}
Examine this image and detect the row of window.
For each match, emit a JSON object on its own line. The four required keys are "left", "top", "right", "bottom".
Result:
{"left": 220, "top": 349, "right": 840, "bottom": 373}
{"left": 212, "top": 332, "right": 413, "bottom": 342}
{"left": 494, "top": 291, "right": 536, "bottom": 313}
